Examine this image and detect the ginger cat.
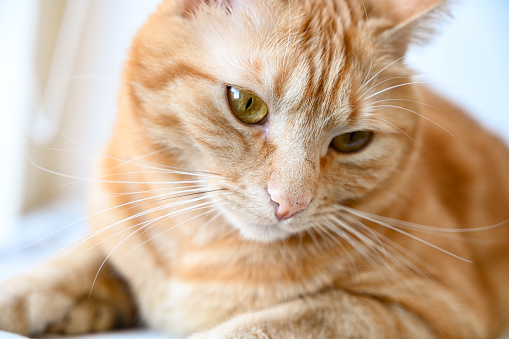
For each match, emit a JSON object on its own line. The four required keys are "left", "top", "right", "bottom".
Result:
{"left": 1, "top": 0, "right": 509, "bottom": 338}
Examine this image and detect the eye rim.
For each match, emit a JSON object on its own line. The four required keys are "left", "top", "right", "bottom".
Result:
{"left": 226, "top": 85, "right": 268, "bottom": 125}
{"left": 330, "top": 131, "right": 374, "bottom": 154}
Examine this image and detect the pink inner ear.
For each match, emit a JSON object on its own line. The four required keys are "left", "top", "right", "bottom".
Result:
{"left": 388, "top": 0, "right": 442, "bottom": 23}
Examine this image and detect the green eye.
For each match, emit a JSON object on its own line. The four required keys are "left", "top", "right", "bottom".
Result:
{"left": 227, "top": 86, "right": 268, "bottom": 124}
{"left": 331, "top": 131, "right": 373, "bottom": 153}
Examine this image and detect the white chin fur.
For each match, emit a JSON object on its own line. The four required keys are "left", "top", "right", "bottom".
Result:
{"left": 237, "top": 223, "right": 292, "bottom": 243}
{"left": 220, "top": 209, "right": 292, "bottom": 242}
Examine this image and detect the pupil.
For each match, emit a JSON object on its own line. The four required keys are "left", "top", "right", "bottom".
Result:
{"left": 245, "top": 97, "right": 253, "bottom": 110}
{"left": 349, "top": 132, "right": 356, "bottom": 142}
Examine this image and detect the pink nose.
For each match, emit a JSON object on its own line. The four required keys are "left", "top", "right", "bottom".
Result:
{"left": 267, "top": 188, "right": 310, "bottom": 220}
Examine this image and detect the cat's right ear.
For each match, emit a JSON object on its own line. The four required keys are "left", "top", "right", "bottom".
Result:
{"left": 367, "top": 0, "right": 449, "bottom": 56}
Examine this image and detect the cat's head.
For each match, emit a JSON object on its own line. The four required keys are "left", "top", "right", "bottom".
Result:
{"left": 121, "top": 0, "right": 446, "bottom": 242}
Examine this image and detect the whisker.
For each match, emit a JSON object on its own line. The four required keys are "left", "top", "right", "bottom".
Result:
{"left": 59, "top": 171, "right": 206, "bottom": 187}
{"left": 314, "top": 223, "right": 359, "bottom": 280}
{"left": 336, "top": 213, "right": 389, "bottom": 261}
{"left": 98, "top": 184, "right": 209, "bottom": 199}
{"left": 358, "top": 76, "right": 409, "bottom": 104}
{"left": 350, "top": 221, "right": 438, "bottom": 283}
{"left": 323, "top": 219, "right": 394, "bottom": 284}
{"left": 305, "top": 229, "right": 322, "bottom": 252}
{"left": 370, "top": 116, "right": 416, "bottom": 142}
{"left": 363, "top": 212, "right": 509, "bottom": 234}
{"left": 29, "top": 141, "right": 226, "bottom": 178}
{"left": 371, "top": 104, "right": 455, "bottom": 136}
{"left": 338, "top": 205, "right": 473, "bottom": 263}
{"left": 88, "top": 195, "right": 229, "bottom": 296}
{"left": 126, "top": 205, "right": 227, "bottom": 256}
{"left": 83, "top": 201, "right": 225, "bottom": 298}
{"left": 328, "top": 213, "right": 437, "bottom": 286}
{"left": 8, "top": 187, "right": 195, "bottom": 253}
{"left": 88, "top": 201, "right": 222, "bottom": 297}
{"left": 29, "top": 157, "right": 212, "bottom": 185}
{"left": 47, "top": 190, "right": 226, "bottom": 260}
{"left": 370, "top": 98, "right": 439, "bottom": 110}
{"left": 362, "top": 81, "right": 428, "bottom": 101}
{"left": 356, "top": 56, "right": 406, "bottom": 97}
{"left": 189, "top": 210, "right": 224, "bottom": 242}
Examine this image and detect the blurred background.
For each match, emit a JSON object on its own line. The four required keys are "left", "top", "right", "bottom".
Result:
{"left": 0, "top": 0, "right": 508, "bottom": 280}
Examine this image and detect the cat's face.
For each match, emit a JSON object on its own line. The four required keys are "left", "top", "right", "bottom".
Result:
{"left": 125, "top": 0, "right": 430, "bottom": 242}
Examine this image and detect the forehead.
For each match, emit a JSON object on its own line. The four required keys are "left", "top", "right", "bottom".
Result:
{"left": 193, "top": 0, "right": 360, "bottom": 119}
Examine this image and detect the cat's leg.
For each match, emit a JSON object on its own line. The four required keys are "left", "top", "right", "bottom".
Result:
{"left": 0, "top": 245, "right": 136, "bottom": 336}
{"left": 189, "top": 289, "right": 484, "bottom": 339}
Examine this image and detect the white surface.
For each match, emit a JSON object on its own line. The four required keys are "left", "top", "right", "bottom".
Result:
{"left": 0, "top": 331, "right": 30, "bottom": 339}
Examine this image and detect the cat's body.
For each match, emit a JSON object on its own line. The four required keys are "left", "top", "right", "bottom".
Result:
{"left": 1, "top": 0, "right": 509, "bottom": 338}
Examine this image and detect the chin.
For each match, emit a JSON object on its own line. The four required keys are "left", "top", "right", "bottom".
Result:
{"left": 236, "top": 222, "right": 292, "bottom": 243}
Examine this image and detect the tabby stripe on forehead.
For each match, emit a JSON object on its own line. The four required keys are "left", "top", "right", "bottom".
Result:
{"left": 301, "top": 7, "right": 347, "bottom": 116}
{"left": 294, "top": 5, "right": 322, "bottom": 108}
{"left": 149, "top": 62, "right": 217, "bottom": 90}
{"left": 277, "top": 14, "right": 314, "bottom": 107}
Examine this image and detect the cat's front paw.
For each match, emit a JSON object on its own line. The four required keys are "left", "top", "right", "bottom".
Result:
{"left": 0, "top": 278, "right": 125, "bottom": 336}
{"left": 0, "top": 279, "right": 65, "bottom": 335}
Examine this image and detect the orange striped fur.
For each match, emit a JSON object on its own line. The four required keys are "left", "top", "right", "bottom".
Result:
{"left": 1, "top": 0, "right": 509, "bottom": 338}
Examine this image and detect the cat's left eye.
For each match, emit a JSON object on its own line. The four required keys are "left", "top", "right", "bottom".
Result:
{"left": 331, "top": 131, "right": 373, "bottom": 153}
{"left": 227, "top": 86, "right": 268, "bottom": 124}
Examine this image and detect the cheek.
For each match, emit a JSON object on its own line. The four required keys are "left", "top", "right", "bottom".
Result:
{"left": 319, "top": 135, "right": 408, "bottom": 203}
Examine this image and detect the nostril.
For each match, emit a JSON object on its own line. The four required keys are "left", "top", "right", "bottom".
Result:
{"left": 267, "top": 187, "right": 310, "bottom": 221}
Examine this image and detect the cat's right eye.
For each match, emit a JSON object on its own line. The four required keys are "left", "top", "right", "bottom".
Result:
{"left": 227, "top": 86, "right": 268, "bottom": 124}
{"left": 331, "top": 131, "right": 373, "bottom": 153}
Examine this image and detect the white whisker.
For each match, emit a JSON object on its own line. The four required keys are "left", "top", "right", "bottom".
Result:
{"left": 88, "top": 199, "right": 226, "bottom": 296}
{"left": 370, "top": 116, "right": 416, "bottom": 142}
{"left": 29, "top": 158, "right": 212, "bottom": 185}
{"left": 29, "top": 141, "right": 226, "bottom": 178}
{"left": 363, "top": 81, "right": 428, "bottom": 101}
{"left": 314, "top": 223, "right": 359, "bottom": 280}
{"left": 372, "top": 104, "right": 455, "bottom": 137}
{"left": 338, "top": 205, "right": 473, "bottom": 263}
{"left": 48, "top": 190, "right": 226, "bottom": 260}
{"left": 370, "top": 98, "right": 438, "bottom": 110}
{"left": 356, "top": 211, "right": 509, "bottom": 234}
{"left": 126, "top": 205, "right": 227, "bottom": 256}
{"left": 357, "top": 56, "right": 406, "bottom": 96}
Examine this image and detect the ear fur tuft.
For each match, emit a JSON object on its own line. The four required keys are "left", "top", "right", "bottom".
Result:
{"left": 183, "top": 0, "right": 234, "bottom": 17}
{"left": 370, "top": 0, "right": 451, "bottom": 56}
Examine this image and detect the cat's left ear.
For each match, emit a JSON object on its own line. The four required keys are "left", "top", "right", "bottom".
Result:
{"left": 369, "top": 0, "right": 449, "bottom": 56}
